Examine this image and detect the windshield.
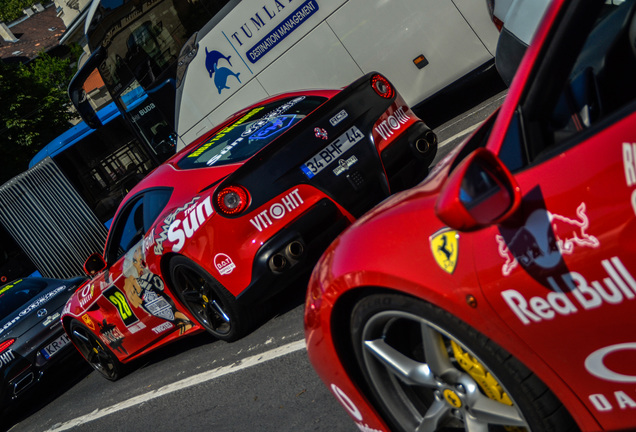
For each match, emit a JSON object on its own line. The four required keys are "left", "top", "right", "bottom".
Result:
{"left": 177, "top": 96, "right": 326, "bottom": 169}
{"left": 89, "top": 0, "right": 226, "bottom": 96}
{"left": 0, "top": 279, "right": 51, "bottom": 318}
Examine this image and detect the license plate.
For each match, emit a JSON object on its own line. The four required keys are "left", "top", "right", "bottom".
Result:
{"left": 41, "top": 333, "right": 71, "bottom": 360}
{"left": 301, "top": 126, "right": 364, "bottom": 178}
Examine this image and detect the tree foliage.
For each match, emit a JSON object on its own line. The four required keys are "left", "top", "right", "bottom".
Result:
{"left": 0, "top": 53, "right": 78, "bottom": 184}
{"left": 0, "top": 0, "right": 36, "bottom": 22}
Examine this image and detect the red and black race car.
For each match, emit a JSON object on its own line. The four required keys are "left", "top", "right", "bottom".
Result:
{"left": 305, "top": 1, "right": 636, "bottom": 431}
{"left": 61, "top": 72, "right": 437, "bottom": 380}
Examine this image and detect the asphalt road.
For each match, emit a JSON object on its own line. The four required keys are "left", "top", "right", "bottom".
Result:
{"left": 4, "top": 68, "right": 507, "bottom": 432}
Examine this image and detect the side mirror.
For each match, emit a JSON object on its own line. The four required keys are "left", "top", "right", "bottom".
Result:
{"left": 435, "top": 148, "right": 521, "bottom": 231}
{"left": 84, "top": 253, "right": 107, "bottom": 276}
{"left": 68, "top": 47, "right": 106, "bottom": 129}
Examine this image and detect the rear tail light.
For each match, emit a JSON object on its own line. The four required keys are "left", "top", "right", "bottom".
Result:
{"left": 486, "top": 0, "right": 504, "bottom": 31}
{"left": 371, "top": 74, "right": 395, "bottom": 99}
{"left": 215, "top": 185, "right": 250, "bottom": 216}
{"left": 0, "top": 338, "right": 15, "bottom": 353}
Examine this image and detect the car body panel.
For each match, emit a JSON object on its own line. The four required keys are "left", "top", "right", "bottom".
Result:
{"left": 63, "top": 72, "right": 437, "bottom": 366}
{"left": 305, "top": 0, "right": 636, "bottom": 430}
{"left": 0, "top": 277, "right": 86, "bottom": 406}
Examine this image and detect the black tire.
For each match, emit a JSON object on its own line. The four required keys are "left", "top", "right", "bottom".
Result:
{"left": 68, "top": 320, "right": 124, "bottom": 381}
{"left": 350, "top": 293, "right": 578, "bottom": 432}
{"left": 169, "top": 255, "right": 248, "bottom": 341}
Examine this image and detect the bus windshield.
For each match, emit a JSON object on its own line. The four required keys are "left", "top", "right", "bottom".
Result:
{"left": 83, "top": 0, "right": 230, "bottom": 160}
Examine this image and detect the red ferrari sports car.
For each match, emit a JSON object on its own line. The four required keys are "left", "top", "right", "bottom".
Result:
{"left": 61, "top": 72, "right": 437, "bottom": 379}
{"left": 305, "top": 1, "right": 636, "bottom": 431}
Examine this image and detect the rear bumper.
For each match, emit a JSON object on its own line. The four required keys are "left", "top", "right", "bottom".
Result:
{"left": 236, "top": 199, "right": 350, "bottom": 305}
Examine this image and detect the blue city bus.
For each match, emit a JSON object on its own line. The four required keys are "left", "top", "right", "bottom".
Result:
{"left": 30, "top": 101, "right": 157, "bottom": 224}
{"left": 0, "top": 101, "right": 158, "bottom": 282}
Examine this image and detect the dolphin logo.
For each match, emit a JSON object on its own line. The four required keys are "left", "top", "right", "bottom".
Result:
{"left": 204, "top": 48, "right": 240, "bottom": 94}
{"left": 213, "top": 67, "right": 241, "bottom": 94}
{"left": 205, "top": 48, "right": 232, "bottom": 77}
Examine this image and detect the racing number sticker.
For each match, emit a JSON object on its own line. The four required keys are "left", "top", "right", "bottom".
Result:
{"left": 104, "top": 286, "right": 139, "bottom": 327}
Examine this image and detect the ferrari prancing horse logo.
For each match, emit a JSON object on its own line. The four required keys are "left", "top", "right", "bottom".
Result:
{"left": 430, "top": 228, "right": 459, "bottom": 274}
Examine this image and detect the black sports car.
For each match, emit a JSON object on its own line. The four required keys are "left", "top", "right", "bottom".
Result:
{"left": 0, "top": 277, "right": 86, "bottom": 410}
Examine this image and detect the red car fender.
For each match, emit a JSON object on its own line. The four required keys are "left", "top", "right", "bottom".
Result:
{"left": 306, "top": 180, "right": 600, "bottom": 430}
{"left": 372, "top": 94, "right": 421, "bottom": 153}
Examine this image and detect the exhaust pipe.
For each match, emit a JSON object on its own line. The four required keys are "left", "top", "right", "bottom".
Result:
{"left": 285, "top": 241, "right": 304, "bottom": 260}
{"left": 268, "top": 240, "right": 305, "bottom": 273}
{"left": 414, "top": 138, "right": 429, "bottom": 155}
{"left": 268, "top": 253, "right": 287, "bottom": 273}
{"left": 13, "top": 372, "right": 35, "bottom": 396}
{"left": 414, "top": 130, "right": 437, "bottom": 155}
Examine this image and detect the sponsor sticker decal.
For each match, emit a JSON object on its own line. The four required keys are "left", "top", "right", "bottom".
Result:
{"left": 104, "top": 286, "right": 140, "bottom": 327}
{"left": 623, "top": 142, "right": 636, "bottom": 215}
{"left": 98, "top": 320, "right": 128, "bottom": 355}
{"left": 329, "top": 109, "right": 348, "bottom": 126}
{"left": 333, "top": 156, "right": 358, "bottom": 176}
{"left": 215, "top": 253, "right": 236, "bottom": 275}
{"left": 249, "top": 188, "right": 304, "bottom": 232}
{"left": 585, "top": 342, "right": 636, "bottom": 412}
{"left": 314, "top": 127, "right": 328, "bottom": 140}
{"left": 496, "top": 203, "right": 599, "bottom": 276}
{"left": 167, "top": 196, "right": 214, "bottom": 253}
{"left": 430, "top": 228, "right": 459, "bottom": 274}
{"left": 586, "top": 342, "right": 636, "bottom": 383}
{"left": 42, "top": 312, "right": 60, "bottom": 327}
{"left": 82, "top": 314, "right": 95, "bottom": 331}
{"left": 79, "top": 283, "right": 95, "bottom": 308}
{"left": 330, "top": 384, "right": 382, "bottom": 432}
{"left": 501, "top": 256, "right": 635, "bottom": 325}
{"left": 374, "top": 106, "right": 411, "bottom": 141}
{"left": 0, "top": 285, "right": 66, "bottom": 337}
{"left": 152, "top": 322, "right": 174, "bottom": 335}
{"left": 0, "top": 350, "right": 15, "bottom": 368}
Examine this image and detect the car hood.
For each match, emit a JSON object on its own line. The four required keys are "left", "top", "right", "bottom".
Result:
{"left": 0, "top": 280, "right": 83, "bottom": 340}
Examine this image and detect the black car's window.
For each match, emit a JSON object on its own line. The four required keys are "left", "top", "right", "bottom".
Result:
{"left": 177, "top": 96, "right": 326, "bottom": 169}
{"left": 106, "top": 188, "right": 172, "bottom": 263}
{"left": 0, "top": 278, "right": 48, "bottom": 318}
{"left": 500, "top": 0, "right": 636, "bottom": 168}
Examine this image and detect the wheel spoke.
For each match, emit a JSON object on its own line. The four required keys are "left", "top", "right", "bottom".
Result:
{"left": 181, "top": 288, "right": 202, "bottom": 301}
{"left": 415, "top": 398, "right": 451, "bottom": 432}
{"left": 463, "top": 414, "right": 490, "bottom": 432}
{"left": 211, "top": 300, "right": 230, "bottom": 322}
{"left": 469, "top": 393, "right": 526, "bottom": 426}
{"left": 364, "top": 339, "right": 437, "bottom": 387}
{"left": 420, "top": 322, "right": 457, "bottom": 380}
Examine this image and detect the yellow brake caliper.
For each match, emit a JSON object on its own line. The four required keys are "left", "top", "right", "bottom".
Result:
{"left": 451, "top": 340, "right": 525, "bottom": 432}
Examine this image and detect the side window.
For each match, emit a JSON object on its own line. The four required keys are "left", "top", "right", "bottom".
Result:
{"left": 106, "top": 188, "right": 173, "bottom": 264}
{"left": 499, "top": 0, "right": 636, "bottom": 168}
{"left": 143, "top": 188, "right": 172, "bottom": 229}
{"left": 108, "top": 198, "right": 145, "bottom": 263}
{"left": 547, "top": 2, "right": 636, "bottom": 146}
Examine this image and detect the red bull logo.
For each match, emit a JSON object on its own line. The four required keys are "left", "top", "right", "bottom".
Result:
{"left": 502, "top": 256, "right": 635, "bottom": 325}
{"left": 496, "top": 203, "right": 599, "bottom": 276}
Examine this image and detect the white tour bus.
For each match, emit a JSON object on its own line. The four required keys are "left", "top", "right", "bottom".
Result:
{"left": 71, "top": 0, "right": 499, "bottom": 152}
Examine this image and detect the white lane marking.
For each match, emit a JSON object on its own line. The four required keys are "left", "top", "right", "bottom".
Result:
{"left": 437, "top": 123, "right": 481, "bottom": 148}
{"left": 46, "top": 339, "right": 307, "bottom": 432}
{"left": 435, "top": 91, "right": 507, "bottom": 148}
